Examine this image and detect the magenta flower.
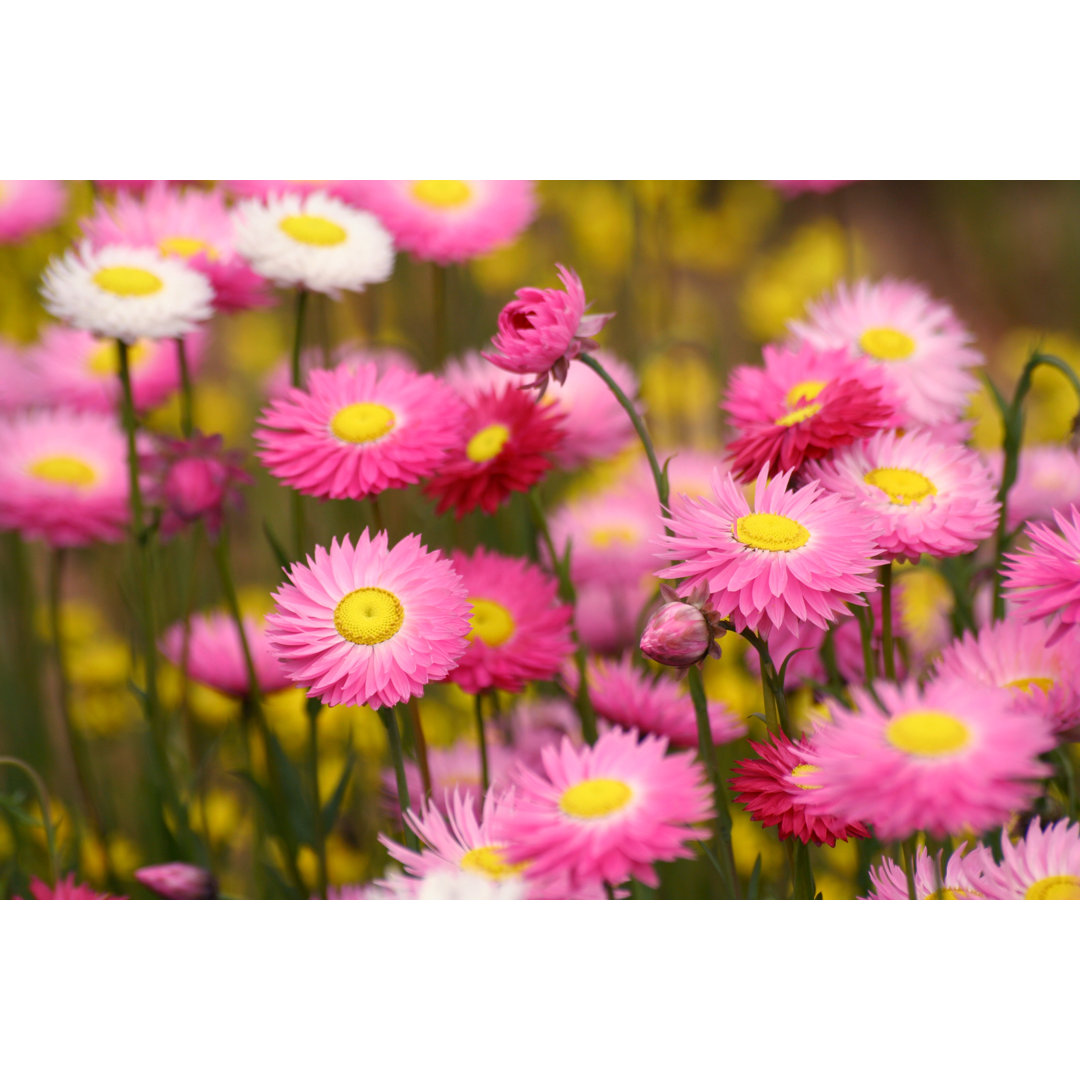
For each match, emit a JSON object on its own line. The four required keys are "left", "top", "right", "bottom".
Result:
{"left": 135, "top": 863, "right": 217, "bottom": 899}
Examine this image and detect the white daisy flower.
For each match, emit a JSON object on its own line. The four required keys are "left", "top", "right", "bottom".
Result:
{"left": 232, "top": 191, "right": 395, "bottom": 296}
{"left": 40, "top": 243, "right": 215, "bottom": 343}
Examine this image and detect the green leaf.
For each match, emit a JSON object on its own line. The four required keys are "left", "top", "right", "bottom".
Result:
{"left": 321, "top": 749, "right": 356, "bottom": 834}
{"left": 262, "top": 520, "right": 292, "bottom": 572}
{"left": 747, "top": 853, "right": 763, "bottom": 900}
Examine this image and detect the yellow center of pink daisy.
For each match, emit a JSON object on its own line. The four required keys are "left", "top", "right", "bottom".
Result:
{"left": 786, "top": 380, "right": 827, "bottom": 406}
{"left": 466, "top": 423, "right": 511, "bottom": 463}
{"left": 28, "top": 455, "right": 97, "bottom": 487}
{"left": 92, "top": 266, "right": 164, "bottom": 297}
{"left": 733, "top": 513, "right": 810, "bottom": 552}
{"left": 333, "top": 587, "right": 404, "bottom": 645}
{"left": 1025, "top": 874, "right": 1080, "bottom": 900}
{"left": 859, "top": 327, "right": 916, "bottom": 361}
{"left": 331, "top": 402, "right": 396, "bottom": 444}
{"left": 460, "top": 844, "right": 527, "bottom": 879}
{"left": 926, "top": 887, "right": 981, "bottom": 900}
{"left": 1006, "top": 676, "right": 1055, "bottom": 694}
{"left": 279, "top": 214, "right": 348, "bottom": 247}
{"left": 790, "top": 764, "right": 821, "bottom": 789}
{"left": 468, "top": 598, "right": 515, "bottom": 647}
{"left": 559, "top": 778, "right": 633, "bottom": 819}
{"left": 411, "top": 180, "right": 472, "bottom": 208}
{"left": 864, "top": 467, "right": 938, "bottom": 505}
{"left": 589, "top": 525, "right": 638, "bottom": 548}
{"left": 775, "top": 402, "right": 823, "bottom": 427}
{"left": 885, "top": 709, "right": 970, "bottom": 757}
{"left": 86, "top": 339, "right": 151, "bottom": 377}
{"left": 159, "top": 235, "right": 219, "bottom": 261}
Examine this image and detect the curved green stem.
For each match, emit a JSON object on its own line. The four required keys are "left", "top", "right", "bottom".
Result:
{"left": 176, "top": 336, "right": 194, "bottom": 436}
{"left": 289, "top": 290, "right": 310, "bottom": 559}
{"left": 901, "top": 838, "right": 919, "bottom": 900}
{"left": 431, "top": 263, "right": 448, "bottom": 367}
{"left": 379, "top": 707, "right": 418, "bottom": 851}
{"left": 880, "top": 563, "right": 897, "bottom": 682}
{"left": 305, "top": 696, "right": 328, "bottom": 900}
{"left": 474, "top": 692, "right": 490, "bottom": 792}
{"left": 0, "top": 756, "right": 60, "bottom": 886}
{"left": 406, "top": 697, "right": 432, "bottom": 801}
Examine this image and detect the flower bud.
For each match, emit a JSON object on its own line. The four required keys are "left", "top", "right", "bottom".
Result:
{"left": 640, "top": 601, "right": 712, "bottom": 668}
{"left": 135, "top": 862, "right": 217, "bottom": 900}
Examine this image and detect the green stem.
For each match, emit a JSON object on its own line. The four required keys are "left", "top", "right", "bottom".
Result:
{"left": 880, "top": 562, "right": 897, "bottom": 682}
{"left": 901, "top": 839, "right": 919, "bottom": 900}
{"left": 176, "top": 336, "right": 194, "bottom": 436}
{"left": 741, "top": 628, "right": 791, "bottom": 738}
{"left": 379, "top": 707, "right": 418, "bottom": 851}
{"left": 405, "top": 698, "right": 432, "bottom": 801}
{"left": 431, "top": 262, "right": 448, "bottom": 367}
{"left": 0, "top": 756, "right": 60, "bottom": 886}
{"left": 474, "top": 692, "right": 491, "bottom": 792}
{"left": 305, "top": 696, "right": 328, "bottom": 900}
{"left": 289, "top": 290, "right": 310, "bottom": 560}
{"left": 855, "top": 603, "right": 878, "bottom": 688}
{"left": 788, "top": 837, "right": 817, "bottom": 900}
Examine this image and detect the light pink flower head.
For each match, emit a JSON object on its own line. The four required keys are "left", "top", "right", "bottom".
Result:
{"left": 640, "top": 598, "right": 714, "bottom": 668}
{"left": 656, "top": 464, "right": 883, "bottom": 636}
{"left": 1003, "top": 506, "right": 1080, "bottom": 644}
{"left": 81, "top": 183, "right": 273, "bottom": 313}
{"left": 266, "top": 531, "right": 471, "bottom": 710}
{"left": 483, "top": 264, "right": 613, "bottom": 390}
{"left": 0, "top": 409, "right": 130, "bottom": 546}
{"left": 494, "top": 728, "right": 711, "bottom": 889}
{"left": 0, "top": 339, "right": 40, "bottom": 413}
{"left": 985, "top": 445, "right": 1080, "bottom": 532}
{"left": 0, "top": 180, "right": 67, "bottom": 243}
{"left": 864, "top": 845, "right": 988, "bottom": 900}
{"left": 803, "top": 429, "right": 999, "bottom": 562}
{"left": 352, "top": 180, "right": 537, "bottom": 264}
{"left": 789, "top": 278, "right": 983, "bottom": 431}
{"left": 135, "top": 862, "right": 216, "bottom": 900}
{"left": 972, "top": 817, "right": 1080, "bottom": 900}
{"left": 799, "top": 677, "right": 1055, "bottom": 840}
{"left": 255, "top": 362, "right": 466, "bottom": 500}
{"left": 161, "top": 610, "right": 292, "bottom": 698}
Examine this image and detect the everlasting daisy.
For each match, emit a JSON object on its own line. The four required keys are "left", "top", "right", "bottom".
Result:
{"left": 730, "top": 732, "right": 871, "bottom": 846}
{"left": 987, "top": 445, "right": 1080, "bottom": 531}
{"left": 255, "top": 362, "right": 466, "bottom": 500}
{"left": 0, "top": 179, "right": 66, "bottom": 243}
{"left": 27, "top": 325, "right": 207, "bottom": 413}
{"left": 789, "top": 278, "right": 983, "bottom": 430}
{"left": 232, "top": 191, "right": 394, "bottom": 297}
{"left": 41, "top": 243, "right": 214, "bottom": 343}
{"left": 0, "top": 410, "right": 130, "bottom": 546}
{"left": 0, "top": 339, "right": 40, "bottom": 413}
{"left": 483, "top": 264, "right": 613, "bottom": 390}
{"left": 656, "top": 464, "right": 882, "bottom": 635}
{"left": 974, "top": 818, "right": 1080, "bottom": 900}
{"left": 799, "top": 678, "right": 1055, "bottom": 840}
{"left": 494, "top": 728, "right": 711, "bottom": 888}
{"left": 160, "top": 611, "right": 291, "bottom": 698}
{"left": 424, "top": 385, "right": 564, "bottom": 517}
{"left": 353, "top": 180, "right": 537, "bottom": 264}
{"left": 20, "top": 874, "right": 118, "bottom": 900}
{"left": 81, "top": 183, "right": 272, "bottom": 312}
{"left": 446, "top": 549, "right": 573, "bottom": 695}
{"left": 864, "top": 845, "right": 987, "bottom": 900}
{"left": 804, "top": 430, "right": 999, "bottom": 561}
{"left": 1002, "top": 506, "right": 1080, "bottom": 643}
{"left": 722, "top": 341, "right": 900, "bottom": 479}
{"left": 265, "top": 532, "right": 471, "bottom": 710}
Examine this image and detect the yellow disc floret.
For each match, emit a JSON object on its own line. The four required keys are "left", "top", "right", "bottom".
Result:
{"left": 333, "top": 587, "right": 404, "bottom": 645}
{"left": 159, "top": 235, "right": 219, "bottom": 261}
{"left": 559, "top": 778, "right": 633, "bottom": 819}
{"left": 790, "top": 764, "right": 821, "bottom": 790}
{"left": 28, "top": 455, "right": 96, "bottom": 487}
{"left": 859, "top": 327, "right": 916, "bottom": 361}
{"left": 460, "top": 844, "right": 528, "bottom": 880}
{"left": 885, "top": 709, "right": 970, "bottom": 757}
{"left": 468, "top": 598, "right": 516, "bottom": 647}
{"left": 1024, "top": 875, "right": 1080, "bottom": 900}
{"left": 864, "top": 467, "right": 938, "bottom": 505}
{"left": 466, "top": 423, "right": 511, "bottom": 463}
{"left": 92, "top": 266, "right": 164, "bottom": 297}
{"left": 733, "top": 512, "right": 810, "bottom": 552}
{"left": 330, "top": 402, "right": 396, "bottom": 444}
{"left": 279, "top": 214, "right": 348, "bottom": 247}
{"left": 412, "top": 180, "right": 473, "bottom": 209}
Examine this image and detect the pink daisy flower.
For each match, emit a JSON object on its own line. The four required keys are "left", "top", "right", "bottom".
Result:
{"left": 986, "top": 445, "right": 1080, "bottom": 531}
{"left": 265, "top": 531, "right": 471, "bottom": 710}
{"left": 569, "top": 654, "right": 741, "bottom": 748}
{"left": 974, "top": 818, "right": 1080, "bottom": 900}
{"left": 934, "top": 618, "right": 1080, "bottom": 738}
{"left": 0, "top": 409, "right": 130, "bottom": 546}
{"left": 1002, "top": 506, "right": 1080, "bottom": 644}
{"left": 160, "top": 611, "right": 291, "bottom": 698}
{"left": 656, "top": 464, "right": 883, "bottom": 636}
{"left": 221, "top": 181, "right": 366, "bottom": 206}
{"left": 730, "top": 732, "right": 871, "bottom": 846}
{"left": 864, "top": 845, "right": 988, "bottom": 900}
{"left": 799, "top": 678, "right": 1055, "bottom": 840}
{"left": 803, "top": 430, "right": 999, "bottom": 562}
{"left": 81, "top": 183, "right": 273, "bottom": 313}
{"left": 21, "top": 874, "right": 120, "bottom": 900}
{"left": 483, "top": 264, "right": 613, "bottom": 390}
{"left": 352, "top": 180, "right": 537, "bottom": 264}
{"left": 0, "top": 180, "right": 67, "bottom": 243}
{"left": 722, "top": 341, "right": 900, "bottom": 480}
{"left": 424, "top": 385, "right": 564, "bottom": 518}
{"left": 494, "top": 728, "right": 710, "bottom": 888}
{"left": 255, "top": 362, "right": 466, "bottom": 501}
{"left": 0, "top": 339, "right": 41, "bottom": 413}
{"left": 27, "top": 326, "right": 208, "bottom": 413}
{"left": 446, "top": 549, "right": 573, "bottom": 695}
{"left": 789, "top": 278, "right": 983, "bottom": 430}
{"left": 386, "top": 739, "right": 517, "bottom": 819}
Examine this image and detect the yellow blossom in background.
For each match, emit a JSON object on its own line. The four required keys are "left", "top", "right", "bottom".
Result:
{"left": 814, "top": 872, "right": 858, "bottom": 900}
{"left": 81, "top": 833, "right": 142, "bottom": 886}
{"left": 145, "top": 381, "right": 250, "bottom": 445}
{"left": 896, "top": 563, "right": 954, "bottom": 658}
{"left": 667, "top": 182, "right": 781, "bottom": 273}
{"left": 561, "top": 446, "right": 642, "bottom": 502}
{"left": 471, "top": 234, "right": 547, "bottom": 295}
{"left": 730, "top": 809, "right": 785, "bottom": 881}
{"left": 189, "top": 788, "right": 249, "bottom": 851}
{"left": 640, "top": 345, "right": 723, "bottom": 448}
{"left": 35, "top": 599, "right": 105, "bottom": 646}
{"left": 220, "top": 308, "right": 289, "bottom": 378}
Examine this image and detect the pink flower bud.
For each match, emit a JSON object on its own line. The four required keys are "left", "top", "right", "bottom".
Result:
{"left": 640, "top": 601, "right": 712, "bottom": 668}
{"left": 163, "top": 457, "right": 228, "bottom": 521}
{"left": 135, "top": 862, "right": 217, "bottom": 900}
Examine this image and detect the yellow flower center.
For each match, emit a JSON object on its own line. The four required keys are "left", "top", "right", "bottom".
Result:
{"left": 86, "top": 339, "right": 151, "bottom": 377}
{"left": 411, "top": 180, "right": 473, "bottom": 209}
{"left": 1024, "top": 875, "right": 1080, "bottom": 900}
{"left": 559, "top": 778, "right": 633, "bottom": 819}
{"left": 466, "top": 422, "right": 511, "bottom": 463}
{"left": 28, "top": 455, "right": 96, "bottom": 487}
{"left": 330, "top": 402, "right": 396, "bottom": 444}
{"left": 733, "top": 512, "right": 810, "bottom": 552}
{"left": 459, "top": 844, "right": 527, "bottom": 880}
{"left": 864, "top": 467, "right": 938, "bottom": 505}
{"left": 775, "top": 402, "right": 823, "bottom": 427}
{"left": 785, "top": 379, "right": 827, "bottom": 407}
{"left": 158, "top": 235, "right": 219, "bottom": 260}
{"left": 1006, "top": 676, "right": 1055, "bottom": 694}
{"left": 790, "top": 764, "right": 821, "bottom": 790}
{"left": 859, "top": 327, "right": 916, "bottom": 361}
{"left": 926, "top": 887, "right": 981, "bottom": 900}
{"left": 468, "top": 598, "right": 516, "bottom": 647}
{"left": 92, "top": 266, "right": 164, "bottom": 297}
{"left": 333, "top": 587, "right": 404, "bottom": 645}
{"left": 589, "top": 525, "right": 638, "bottom": 548}
{"left": 885, "top": 709, "right": 970, "bottom": 757}
{"left": 279, "top": 214, "right": 348, "bottom": 247}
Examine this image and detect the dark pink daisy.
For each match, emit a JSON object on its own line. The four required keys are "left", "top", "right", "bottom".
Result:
{"left": 1003, "top": 506, "right": 1080, "bottom": 643}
